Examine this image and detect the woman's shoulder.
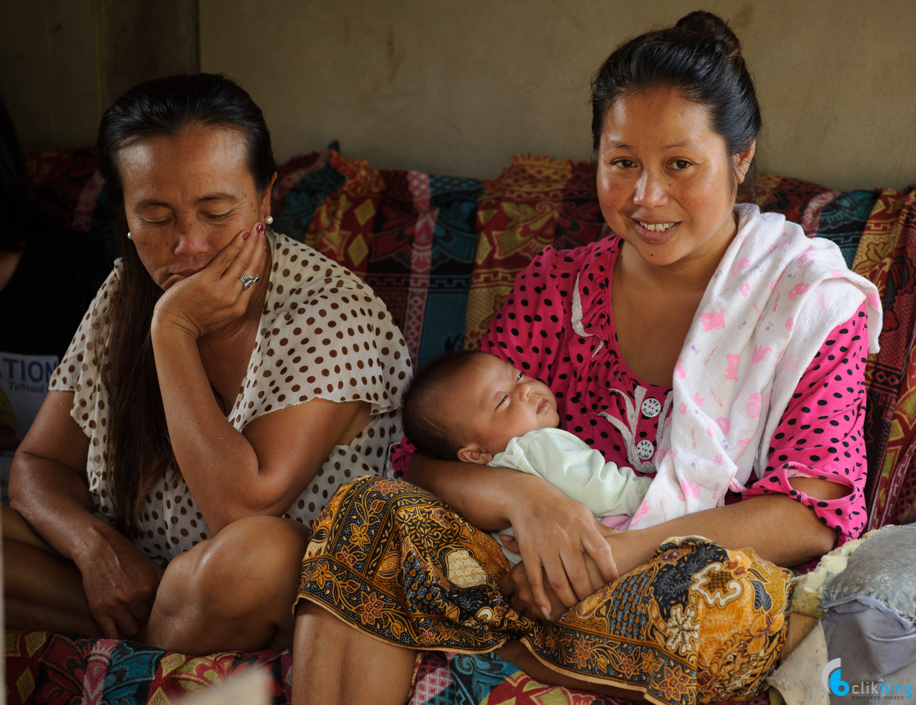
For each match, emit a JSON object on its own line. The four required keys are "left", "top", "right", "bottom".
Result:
{"left": 267, "top": 231, "right": 373, "bottom": 295}
{"left": 506, "top": 235, "right": 619, "bottom": 314}
{"left": 234, "top": 231, "right": 411, "bottom": 427}
{"left": 482, "top": 236, "right": 619, "bottom": 374}
{"left": 263, "top": 232, "right": 403, "bottom": 336}
{"left": 523, "top": 235, "right": 619, "bottom": 277}
{"left": 48, "top": 262, "right": 121, "bottom": 389}
{"left": 62, "top": 259, "right": 124, "bottom": 344}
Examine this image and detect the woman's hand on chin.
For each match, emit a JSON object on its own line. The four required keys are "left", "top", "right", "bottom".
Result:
{"left": 498, "top": 480, "right": 617, "bottom": 619}
{"left": 153, "top": 223, "right": 268, "bottom": 340}
{"left": 73, "top": 521, "right": 164, "bottom": 639}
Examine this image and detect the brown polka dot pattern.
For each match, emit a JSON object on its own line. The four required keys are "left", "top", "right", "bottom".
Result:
{"left": 50, "top": 231, "right": 412, "bottom": 565}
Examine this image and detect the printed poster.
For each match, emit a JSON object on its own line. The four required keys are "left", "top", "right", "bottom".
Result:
{"left": 1, "top": 352, "right": 59, "bottom": 501}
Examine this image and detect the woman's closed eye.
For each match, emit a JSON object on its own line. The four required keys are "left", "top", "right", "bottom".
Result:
{"left": 143, "top": 217, "right": 171, "bottom": 226}
{"left": 204, "top": 212, "right": 231, "bottom": 222}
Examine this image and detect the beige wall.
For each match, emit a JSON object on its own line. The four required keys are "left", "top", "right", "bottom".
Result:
{"left": 0, "top": 1, "right": 100, "bottom": 151}
{"left": 199, "top": 0, "right": 916, "bottom": 191}
{"left": 2, "top": 1, "right": 914, "bottom": 192}
{"left": 0, "top": 0, "right": 198, "bottom": 151}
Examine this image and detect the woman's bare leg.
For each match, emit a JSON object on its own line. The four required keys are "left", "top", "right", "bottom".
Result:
{"left": 2, "top": 504, "right": 100, "bottom": 636}
{"left": 496, "top": 640, "right": 648, "bottom": 703}
{"left": 292, "top": 603, "right": 415, "bottom": 705}
{"left": 146, "top": 515, "right": 310, "bottom": 654}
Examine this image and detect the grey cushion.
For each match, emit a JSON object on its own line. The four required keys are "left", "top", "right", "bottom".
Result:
{"left": 822, "top": 524, "right": 916, "bottom": 622}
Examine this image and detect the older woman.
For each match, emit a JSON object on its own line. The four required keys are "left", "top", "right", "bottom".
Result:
{"left": 2, "top": 73, "right": 411, "bottom": 654}
{"left": 292, "top": 11, "right": 880, "bottom": 705}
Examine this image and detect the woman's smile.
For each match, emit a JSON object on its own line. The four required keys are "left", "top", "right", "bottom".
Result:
{"left": 632, "top": 219, "right": 681, "bottom": 245}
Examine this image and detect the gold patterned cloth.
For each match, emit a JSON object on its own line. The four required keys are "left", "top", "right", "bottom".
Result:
{"left": 296, "top": 477, "right": 792, "bottom": 705}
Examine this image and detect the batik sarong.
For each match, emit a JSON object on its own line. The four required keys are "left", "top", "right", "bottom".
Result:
{"left": 296, "top": 477, "right": 791, "bottom": 705}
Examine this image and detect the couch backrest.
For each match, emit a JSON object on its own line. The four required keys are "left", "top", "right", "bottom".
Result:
{"left": 26, "top": 147, "right": 916, "bottom": 529}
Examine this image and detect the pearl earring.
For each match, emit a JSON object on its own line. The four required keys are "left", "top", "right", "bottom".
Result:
{"left": 127, "top": 231, "right": 133, "bottom": 240}
{"left": 265, "top": 215, "right": 273, "bottom": 225}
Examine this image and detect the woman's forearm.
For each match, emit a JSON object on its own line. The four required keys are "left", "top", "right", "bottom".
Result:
{"left": 8, "top": 390, "right": 113, "bottom": 562}
{"left": 606, "top": 490, "right": 837, "bottom": 579}
{"left": 10, "top": 451, "right": 117, "bottom": 562}
{"left": 150, "top": 319, "right": 365, "bottom": 532}
{"left": 151, "top": 321, "right": 267, "bottom": 527}
{"left": 408, "top": 454, "right": 518, "bottom": 531}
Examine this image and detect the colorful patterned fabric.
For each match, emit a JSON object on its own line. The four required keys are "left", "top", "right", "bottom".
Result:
{"left": 297, "top": 476, "right": 791, "bottom": 705}
{"left": 5, "top": 630, "right": 776, "bottom": 705}
{"left": 4, "top": 630, "right": 292, "bottom": 705}
{"left": 17, "top": 147, "right": 916, "bottom": 705}
{"left": 851, "top": 187, "right": 916, "bottom": 527}
{"left": 467, "top": 155, "right": 607, "bottom": 350}
{"left": 293, "top": 152, "right": 483, "bottom": 368}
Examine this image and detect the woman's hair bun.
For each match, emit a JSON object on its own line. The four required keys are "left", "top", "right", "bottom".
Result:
{"left": 675, "top": 10, "right": 741, "bottom": 54}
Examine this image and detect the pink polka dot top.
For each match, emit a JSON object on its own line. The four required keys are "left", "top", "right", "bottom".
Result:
{"left": 480, "top": 236, "right": 869, "bottom": 547}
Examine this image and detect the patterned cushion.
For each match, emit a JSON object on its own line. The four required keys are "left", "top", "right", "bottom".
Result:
{"left": 5, "top": 630, "right": 770, "bottom": 705}
{"left": 293, "top": 151, "right": 482, "bottom": 368}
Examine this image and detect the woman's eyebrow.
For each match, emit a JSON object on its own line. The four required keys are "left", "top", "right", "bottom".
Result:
{"left": 197, "top": 193, "right": 238, "bottom": 203}
{"left": 134, "top": 193, "right": 239, "bottom": 209}
{"left": 134, "top": 198, "right": 170, "bottom": 209}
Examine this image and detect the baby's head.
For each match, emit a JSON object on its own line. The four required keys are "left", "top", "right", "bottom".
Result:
{"left": 403, "top": 351, "right": 559, "bottom": 464}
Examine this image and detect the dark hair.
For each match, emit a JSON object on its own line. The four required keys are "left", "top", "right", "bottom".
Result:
{"left": 0, "top": 93, "right": 33, "bottom": 250}
{"left": 97, "top": 73, "right": 276, "bottom": 535}
{"left": 590, "top": 11, "right": 761, "bottom": 187}
{"left": 403, "top": 351, "right": 487, "bottom": 462}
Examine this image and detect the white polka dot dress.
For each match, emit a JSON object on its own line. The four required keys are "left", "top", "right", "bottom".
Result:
{"left": 50, "top": 230, "right": 412, "bottom": 565}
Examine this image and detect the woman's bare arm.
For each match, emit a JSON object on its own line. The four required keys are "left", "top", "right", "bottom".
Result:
{"left": 151, "top": 227, "right": 370, "bottom": 533}
{"left": 10, "top": 392, "right": 98, "bottom": 557}
{"left": 9, "top": 391, "right": 163, "bottom": 637}
{"left": 501, "top": 476, "right": 843, "bottom": 620}
{"left": 610, "top": 477, "right": 842, "bottom": 570}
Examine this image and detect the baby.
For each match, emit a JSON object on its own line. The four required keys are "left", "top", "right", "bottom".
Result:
{"left": 402, "top": 350, "right": 652, "bottom": 565}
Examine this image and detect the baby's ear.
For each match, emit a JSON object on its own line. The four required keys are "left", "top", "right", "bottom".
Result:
{"left": 457, "top": 444, "right": 493, "bottom": 465}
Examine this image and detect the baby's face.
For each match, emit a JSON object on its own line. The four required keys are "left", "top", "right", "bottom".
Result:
{"left": 454, "top": 354, "right": 560, "bottom": 455}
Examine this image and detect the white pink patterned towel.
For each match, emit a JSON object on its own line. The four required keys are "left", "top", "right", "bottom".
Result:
{"left": 629, "top": 204, "right": 882, "bottom": 529}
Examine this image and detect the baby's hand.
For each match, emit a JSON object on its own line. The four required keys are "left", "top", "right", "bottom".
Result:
{"left": 499, "top": 564, "right": 567, "bottom": 622}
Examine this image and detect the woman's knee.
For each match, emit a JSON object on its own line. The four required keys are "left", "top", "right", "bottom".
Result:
{"left": 162, "top": 515, "right": 310, "bottom": 613}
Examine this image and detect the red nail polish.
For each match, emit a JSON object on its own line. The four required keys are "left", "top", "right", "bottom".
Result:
{"left": 242, "top": 231, "right": 251, "bottom": 241}
{"left": 256, "top": 222, "right": 266, "bottom": 234}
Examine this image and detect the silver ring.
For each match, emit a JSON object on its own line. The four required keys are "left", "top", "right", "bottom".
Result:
{"left": 239, "top": 273, "right": 260, "bottom": 290}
